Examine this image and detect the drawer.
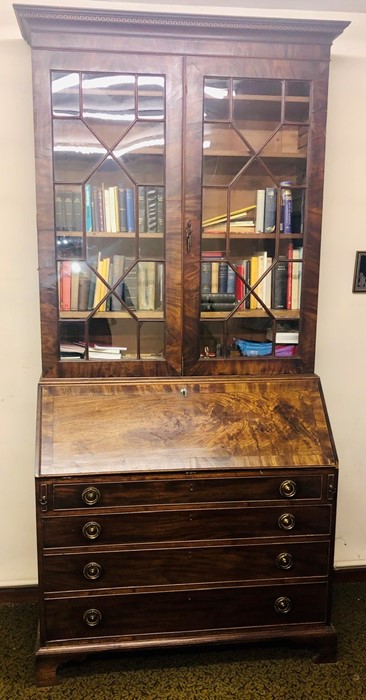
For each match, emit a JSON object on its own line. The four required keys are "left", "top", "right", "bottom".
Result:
{"left": 50, "top": 474, "right": 323, "bottom": 510}
{"left": 44, "top": 582, "right": 328, "bottom": 642}
{"left": 43, "top": 541, "right": 330, "bottom": 592}
{"left": 42, "top": 505, "right": 332, "bottom": 548}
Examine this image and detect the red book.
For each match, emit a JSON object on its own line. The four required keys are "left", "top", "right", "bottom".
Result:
{"left": 60, "top": 260, "right": 72, "bottom": 311}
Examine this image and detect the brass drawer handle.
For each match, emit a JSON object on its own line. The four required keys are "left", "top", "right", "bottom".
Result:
{"left": 278, "top": 513, "right": 296, "bottom": 531}
{"left": 274, "top": 596, "right": 291, "bottom": 614}
{"left": 82, "top": 521, "right": 102, "bottom": 540}
{"left": 279, "top": 479, "right": 297, "bottom": 498}
{"left": 82, "top": 487, "right": 101, "bottom": 506}
{"left": 83, "top": 562, "right": 102, "bottom": 580}
{"left": 83, "top": 608, "right": 102, "bottom": 627}
{"left": 276, "top": 552, "right": 294, "bottom": 570}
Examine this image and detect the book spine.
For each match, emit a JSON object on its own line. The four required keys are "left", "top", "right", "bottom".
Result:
{"left": 227, "top": 265, "right": 236, "bottom": 294}
{"left": 201, "top": 293, "right": 236, "bottom": 303}
{"left": 55, "top": 190, "right": 66, "bottom": 231}
{"left": 201, "top": 261, "right": 212, "bottom": 295}
{"left": 123, "top": 257, "right": 138, "bottom": 309}
{"left": 235, "top": 263, "right": 245, "bottom": 309}
{"left": 72, "top": 190, "right": 82, "bottom": 232}
{"left": 118, "top": 188, "right": 127, "bottom": 232}
{"left": 126, "top": 188, "right": 135, "bottom": 232}
{"left": 59, "top": 261, "right": 72, "bottom": 311}
{"left": 218, "top": 262, "right": 228, "bottom": 293}
{"left": 264, "top": 187, "right": 277, "bottom": 233}
{"left": 280, "top": 181, "right": 293, "bottom": 233}
{"left": 138, "top": 186, "right": 147, "bottom": 233}
{"left": 286, "top": 241, "right": 293, "bottom": 309}
{"left": 64, "top": 191, "right": 73, "bottom": 232}
{"left": 201, "top": 302, "right": 236, "bottom": 311}
{"left": 85, "top": 183, "right": 93, "bottom": 233}
{"left": 255, "top": 189, "right": 265, "bottom": 233}
{"left": 272, "top": 262, "right": 288, "bottom": 309}
{"left": 157, "top": 187, "right": 164, "bottom": 233}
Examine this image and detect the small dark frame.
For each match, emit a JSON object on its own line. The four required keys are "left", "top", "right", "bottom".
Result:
{"left": 353, "top": 251, "right": 366, "bottom": 292}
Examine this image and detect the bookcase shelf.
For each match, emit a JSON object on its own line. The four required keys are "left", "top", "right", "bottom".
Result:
{"left": 59, "top": 310, "right": 164, "bottom": 319}
{"left": 200, "top": 309, "right": 300, "bottom": 320}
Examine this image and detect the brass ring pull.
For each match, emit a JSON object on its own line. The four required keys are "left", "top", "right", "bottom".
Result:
{"left": 274, "top": 596, "right": 291, "bottom": 614}
{"left": 82, "top": 486, "right": 101, "bottom": 506}
{"left": 279, "top": 479, "right": 297, "bottom": 498}
{"left": 278, "top": 513, "right": 296, "bottom": 531}
{"left": 83, "top": 608, "right": 102, "bottom": 627}
{"left": 83, "top": 562, "right": 102, "bottom": 580}
{"left": 276, "top": 552, "right": 294, "bottom": 570}
{"left": 82, "top": 521, "right": 102, "bottom": 540}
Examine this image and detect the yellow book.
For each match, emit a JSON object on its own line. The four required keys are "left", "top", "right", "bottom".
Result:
{"left": 250, "top": 254, "right": 259, "bottom": 310}
{"left": 202, "top": 204, "right": 256, "bottom": 228}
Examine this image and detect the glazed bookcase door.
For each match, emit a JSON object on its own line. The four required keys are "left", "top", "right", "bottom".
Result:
{"left": 183, "top": 56, "right": 327, "bottom": 376}
{"left": 34, "top": 52, "right": 183, "bottom": 377}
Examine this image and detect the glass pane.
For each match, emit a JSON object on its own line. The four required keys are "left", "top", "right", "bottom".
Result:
{"left": 267, "top": 320, "right": 299, "bottom": 357}
{"left": 203, "top": 124, "right": 251, "bottom": 187}
{"left": 87, "top": 317, "right": 136, "bottom": 359}
{"left": 59, "top": 321, "right": 85, "bottom": 360}
{"left": 233, "top": 78, "right": 282, "bottom": 151}
{"left": 138, "top": 76, "right": 165, "bottom": 119}
{"left": 58, "top": 261, "right": 96, "bottom": 312}
{"left": 285, "top": 81, "right": 310, "bottom": 123}
{"left": 55, "top": 185, "right": 82, "bottom": 232}
{"left": 52, "top": 71, "right": 80, "bottom": 117}
{"left": 136, "top": 262, "right": 163, "bottom": 312}
{"left": 260, "top": 126, "right": 308, "bottom": 187}
{"left": 204, "top": 78, "right": 230, "bottom": 121}
{"left": 199, "top": 321, "right": 225, "bottom": 358}
{"left": 114, "top": 122, "right": 165, "bottom": 185}
{"left": 53, "top": 119, "right": 107, "bottom": 183}
{"left": 140, "top": 321, "right": 165, "bottom": 358}
{"left": 85, "top": 158, "right": 135, "bottom": 235}
{"left": 82, "top": 73, "right": 135, "bottom": 148}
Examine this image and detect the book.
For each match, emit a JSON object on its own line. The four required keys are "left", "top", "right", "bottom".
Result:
{"left": 201, "top": 261, "right": 212, "bottom": 295}
{"left": 218, "top": 262, "right": 228, "bottom": 293}
{"left": 123, "top": 256, "right": 138, "bottom": 309}
{"left": 72, "top": 191, "right": 82, "bottom": 231}
{"left": 78, "top": 266, "right": 91, "bottom": 311}
{"left": 70, "top": 262, "right": 80, "bottom": 311}
{"left": 286, "top": 241, "right": 294, "bottom": 309}
{"left": 201, "top": 302, "right": 236, "bottom": 312}
{"left": 264, "top": 187, "right": 277, "bottom": 233}
{"left": 126, "top": 187, "right": 135, "bottom": 232}
{"left": 64, "top": 191, "right": 73, "bottom": 232}
{"left": 227, "top": 265, "right": 236, "bottom": 294}
{"left": 255, "top": 189, "right": 265, "bottom": 233}
{"left": 280, "top": 181, "right": 293, "bottom": 233}
{"left": 202, "top": 204, "right": 256, "bottom": 228}
{"left": 266, "top": 329, "right": 299, "bottom": 344}
{"left": 201, "top": 293, "right": 236, "bottom": 303}
{"left": 111, "top": 254, "right": 125, "bottom": 311}
{"left": 211, "top": 261, "right": 219, "bottom": 293}
{"left": 85, "top": 183, "right": 93, "bottom": 233}
{"left": 138, "top": 261, "right": 156, "bottom": 310}
{"left": 138, "top": 185, "right": 147, "bottom": 233}
{"left": 249, "top": 254, "right": 259, "bottom": 310}
{"left": 272, "top": 261, "right": 288, "bottom": 309}
{"left": 59, "top": 261, "right": 72, "bottom": 311}
{"left": 118, "top": 187, "right": 127, "bottom": 232}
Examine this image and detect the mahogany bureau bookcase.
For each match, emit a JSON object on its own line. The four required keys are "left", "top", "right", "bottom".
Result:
{"left": 14, "top": 5, "right": 348, "bottom": 685}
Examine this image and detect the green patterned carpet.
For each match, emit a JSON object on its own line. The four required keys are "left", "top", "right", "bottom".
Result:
{"left": 1, "top": 583, "right": 365, "bottom": 699}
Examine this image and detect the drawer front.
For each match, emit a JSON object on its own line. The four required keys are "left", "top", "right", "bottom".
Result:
{"left": 43, "top": 541, "right": 330, "bottom": 592}
{"left": 44, "top": 582, "right": 328, "bottom": 642}
{"left": 51, "top": 475, "right": 323, "bottom": 510}
{"left": 42, "top": 505, "right": 332, "bottom": 548}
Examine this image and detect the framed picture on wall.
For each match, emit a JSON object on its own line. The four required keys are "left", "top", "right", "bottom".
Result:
{"left": 352, "top": 251, "right": 366, "bottom": 292}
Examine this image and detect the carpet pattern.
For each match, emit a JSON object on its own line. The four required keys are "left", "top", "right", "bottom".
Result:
{"left": 0, "top": 583, "right": 365, "bottom": 699}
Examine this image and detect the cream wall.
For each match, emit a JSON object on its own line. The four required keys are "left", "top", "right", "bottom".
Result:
{"left": 1, "top": 0, "right": 365, "bottom": 586}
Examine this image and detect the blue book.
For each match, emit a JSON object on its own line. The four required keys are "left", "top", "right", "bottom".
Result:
{"left": 85, "top": 183, "right": 93, "bottom": 233}
{"left": 226, "top": 265, "right": 236, "bottom": 294}
{"left": 126, "top": 188, "right": 135, "bottom": 232}
{"left": 264, "top": 187, "right": 277, "bottom": 233}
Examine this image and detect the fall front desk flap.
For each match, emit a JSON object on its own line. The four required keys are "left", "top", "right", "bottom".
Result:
{"left": 36, "top": 376, "right": 337, "bottom": 476}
